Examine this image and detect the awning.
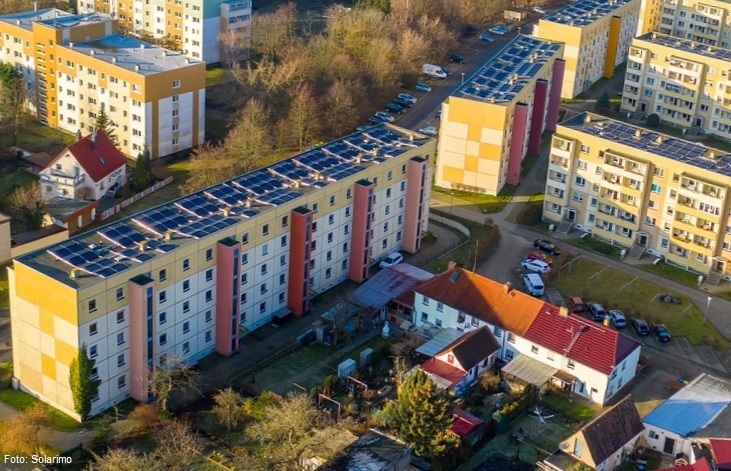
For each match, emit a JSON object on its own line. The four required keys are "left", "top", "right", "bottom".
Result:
{"left": 416, "top": 328, "right": 465, "bottom": 357}
{"left": 502, "top": 354, "right": 558, "bottom": 387}
{"left": 553, "top": 370, "right": 577, "bottom": 384}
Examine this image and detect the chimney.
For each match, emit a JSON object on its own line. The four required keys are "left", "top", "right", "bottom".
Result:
{"left": 75, "top": 129, "right": 82, "bottom": 141}
{"left": 91, "top": 130, "right": 97, "bottom": 149}
{"left": 138, "top": 240, "right": 148, "bottom": 251}
{"left": 559, "top": 306, "right": 569, "bottom": 317}
{"left": 70, "top": 267, "right": 79, "bottom": 279}
{"left": 584, "top": 114, "right": 591, "bottom": 125}
{"left": 656, "top": 134, "right": 663, "bottom": 144}
{"left": 503, "top": 282, "right": 513, "bottom": 293}
{"left": 634, "top": 129, "right": 642, "bottom": 138}
{"left": 448, "top": 261, "right": 458, "bottom": 271}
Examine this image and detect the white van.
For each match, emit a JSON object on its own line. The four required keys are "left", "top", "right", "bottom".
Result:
{"left": 523, "top": 273, "right": 545, "bottom": 296}
{"left": 421, "top": 64, "right": 448, "bottom": 79}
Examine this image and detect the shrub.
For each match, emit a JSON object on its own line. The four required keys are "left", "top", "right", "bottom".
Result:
{"left": 517, "top": 202, "right": 543, "bottom": 226}
{"left": 647, "top": 113, "right": 660, "bottom": 128}
{"left": 479, "top": 372, "right": 502, "bottom": 395}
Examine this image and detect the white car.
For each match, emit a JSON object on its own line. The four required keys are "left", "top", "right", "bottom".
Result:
{"left": 489, "top": 26, "right": 507, "bottom": 35}
{"left": 418, "top": 125, "right": 438, "bottom": 136}
{"left": 374, "top": 111, "right": 395, "bottom": 123}
{"left": 533, "top": 6, "right": 546, "bottom": 14}
{"left": 380, "top": 252, "right": 404, "bottom": 269}
{"left": 398, "top": 93, "right": 417, "bottom": 104}
{"left": 521, "top": 259, "right": 551, "bottom": 274}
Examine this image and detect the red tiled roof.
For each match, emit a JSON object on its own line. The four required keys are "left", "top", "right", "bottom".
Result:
{"left": 45, "top": 130, "right": 127, "bottom": 182}
{"left": 657, "top": 457, "right": 712, "bottom": 471}
{"left": 420, "top": 358, "right": 466, "bottom": 386}
{"left": 711, "top": 440, "right": 731, "bottom": 469}
{"left": 450, "top": 407, "right": 484, "bottom": 438}
{"left": 523, "top": 308, "right": 640, "bottom": 375}
{"left": 415, "top": 267, "right": 544, "bottom": 336}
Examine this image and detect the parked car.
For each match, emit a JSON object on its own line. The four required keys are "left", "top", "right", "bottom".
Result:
{"left": 398, "top": 93, "right": 417, "bottom": 104}
{"left": 489, "top": 26, "right": 507, "bottom": 35}
{"left": 652, "top": 323, "right": 672, "bottom": 342}
{"left": 418, "top": 125, "right": 437, "bottom": 136}
{"left": 534, "top": 239, "right": 561, "bottom": 256}
{"left": 526, "top": 250, "right": 554, "bottom": 266}
{"left": 450, "top": 54, "right": 465, "bottom": 63}
{"left": 587, "top": 302, "right": 608, "bottom": 322}
{"left": 385, "top": 101, "right": 406, "bottom": 114}
{"left": 392, "top": 96, "right": 413, "bottom": 108}
{"left": 608, "top": 310, "right": 627, "bottom": 328}
{"left": 368, "top": 115, "right": 387, "bottom": 125}
{"left": 521, "top": 259, "right": 551, "bottom": 274}
{"left": 568, "top": 296, "right": 587, "bottom": 313}
{"left": 533, "top": 6, "right": 547, "bottom": 14}
{"left": 480, "top": 33, "right": 494, "bottom": 42}
{"left": 356, "top": 125, "right": 374, "bottom": 132}
{"left": 523, "top": 273, "right": 545, "bottom": 296}
{"left": 435, "top": 110, "right": 442, "bottom": 120}
{"left": 379, "top": 252, "right": 403, "bottom": 269}
{"left": 631, "top": 318, "right": 650, "bottom": 336}
{"left": 414, "top": 82, "right": 432, "bottom": 92}
{"left": 373, "top": 111, "right": 395, "bottom": 122}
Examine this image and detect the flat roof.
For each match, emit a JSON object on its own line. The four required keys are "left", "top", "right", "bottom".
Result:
{"left": 561, "top": 113, "right": 731, "bottom": 177}
{"left": 17, "top": 124, "right": 433, "bottom": 289}
{"left": 634, "top": 32, "right": 731, "bottom": 63}
{"left": 453, "top": 35, "right": 562, "bottom": 104}
{"left": 351, "top": 263, "right": 434, "bottom": 310}
{"left": 64, "top": 34, "right": 202, "bottom": 74}
{"left": 0, "top": 9, "right": 109, "bottom": 32}
{"left": 543, "top": 0, "right": 635, "bottom": 26}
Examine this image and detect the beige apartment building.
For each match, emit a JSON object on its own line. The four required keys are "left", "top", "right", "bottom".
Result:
{"left": 621, "top": 32, "right": 731, "bottom": 139}
{"left": 639, "top": 0, "right": 731, "bottom": 48}
{"left": 544, "top": 112, "right": 731, "bottom": 280}
{"left": 533, "top": 0, "right": 641, "bottom": 98}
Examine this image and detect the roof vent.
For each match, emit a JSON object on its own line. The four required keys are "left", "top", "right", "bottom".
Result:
{"left": 135, "top": 64, "right": 140, "bottom": 72}
{"left": 70, "top": 267, "right": 79, "bottom": 279}
{"left": 652, "top": 32, "right": 656, "bottom": 39}
{"left": 489, "top": 96, "right": 496, "bottom": 104}
{"left": 138, "top": 240, "right": 148, "bottom": 251}
{"left": 634, "top": 129, "right": 642, "bottom": 138}
{"left": 656, "top": 134, "right": 663, "bottom": 144}
{"left": 69, "top": 42, "right": 74, "bottom": 48}
{"left": 164, "top": 229, "right": 173, "bottom": 242}
{"left": 503, "top": 282, "right": 513, "bottom": 293}
{"left": 111, "top": 56, "right": 117, "bottom": 64}
{"left": 245, "top": 198, "right": 252, "bottom": 209}
{"left": 584, "top": 114, "right": 591, "bottom": 125}
{"left": 707, "top": 46, "right": 713, "bottom": 52}
{"left": 90, "top": 49, "right": 95, "bottom": 56}
{"left": 559, "top": 306, "right": 569, "bottom": 316}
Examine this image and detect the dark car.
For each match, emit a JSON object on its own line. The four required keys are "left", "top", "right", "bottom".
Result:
{"left": 450, "top": 54, "right": 465, "bottom": 63}
{"left": 608, "top": 310, "right": 627, "bottom": 328}
{"left": 534, "top": 239, "right": 562, "bottom": 256}
{"left": 653, "top": 323, "right": 672, "bottom": 342}
{"left": 392, "top": 96, "right": 413, "bottom": 108}
{"left": 568, "top": 296, "right": 587, "bottom": 313}
{"left": 587, "top": 302, "right": 607, "bottom": 322}
{"left": 631, "top": 318, "right": 650, "bottom": 336}
{"left": 385, "top": 101, "right": 406, "bottom": 114}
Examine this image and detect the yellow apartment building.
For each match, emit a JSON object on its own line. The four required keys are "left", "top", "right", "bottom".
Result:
{"left": 9, "top": 124, "right": 435, "bottom": 420}
{"left": 621, "top": 32, "right": 731, "bottom": 140}
{"left": 436, "top": 35, "right": 565, "bottom": 195}
{"left": 0, "top": 9, "right": 206, "bottom": 159}
{"left": 543, "top": 112, "right": 731, "bottom": 280}
{"left": 639, "top": 0, "right": 731, "bottom": 48}
{"left": 533, "top": 0, "right": 641, "bottom": 98}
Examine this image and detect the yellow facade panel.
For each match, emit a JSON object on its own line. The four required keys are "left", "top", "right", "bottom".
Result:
{"left": 39, "top": 309, "right": 55, "bottom": 335}
{"left": 467, "top": 125, "right": 483, "bottom": 142}
{"left": 54, "top": 339, "right": 77, "bottom": 366}
{"left": 479, "top": 143, "right": 502, "bottom": 160}
{"left": 442, "top": 167, "right": 465, "bottom": 184}
{"left": 41, "top": 353, "right": 57, "bottom": 378}
{"left": 14, "top": 264, "right": 77, "bottom": 325}
{"left": 465, "top": 156, "right": 480, "bottom": 172}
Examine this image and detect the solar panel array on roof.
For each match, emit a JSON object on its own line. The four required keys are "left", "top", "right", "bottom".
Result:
{"left": 176, "top": 214, "right": 239, "bottom": 239}
{"left": 98, "top": 222, "right": 146, "bottom": 247}
{"left": 543, "top": 0, "right": 634, "bottom": 26}
{"left": 637, "top": 32, "right": 731, "bottom": 63}
{"left": 175, "top": 194, "right": 220, "bottom": 217}
{"left": 255, "top": 188, "right": 301, "bottom": 206}
{"left": 231, "top": 170, "right": 284, "bottom": 195}
{"left": 132, "top": 207, "right": 191, "bottom": 236}
{"left": 204, "top": 184, "right": 248, "bottom": 206}
{"left": 48, "top": 240, "right": 101, "bottom": 267}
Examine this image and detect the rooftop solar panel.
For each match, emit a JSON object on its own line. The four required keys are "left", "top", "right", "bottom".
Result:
{"left": 255, "top": 188, "right": 301, "bottom": 206}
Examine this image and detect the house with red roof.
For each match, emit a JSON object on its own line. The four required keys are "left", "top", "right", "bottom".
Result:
{"left": 711, "top": 440, "right": 731, "bottom": 470}
{"left": 656, "top": 457, "right": 713, "bottom": 471}
{"left": 40, "top": 130, "right": 127, "bottom": 202}
{"left": 450, "top": 407, "right": 486, "bottom": 447}
{"left": 412, "top": 264, "right": 641, "bottom": 405}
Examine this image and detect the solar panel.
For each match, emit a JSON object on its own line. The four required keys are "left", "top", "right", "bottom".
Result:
{"left": 232, "top": 170, "right": 283, "bottom": 195}
{"left": 255, "top": 188, "right": 301, "bottom": 206}
{"left": 324, "top": 163, "right": 365, "bottom": 182}
{"left": 175, "top": 194, "right": 220, "bottom": 217}
{"left": 98, "top": 222, "right": 146, "bottom": 247}
{"left": 205, "top": 184, "right": 248, "bottom": 206}
{"left": 269, "top": 161, "right": 310, "bottom": 181}
{"left": 133, "top": 207, "right": 190, "bottom": 236}
{"left": 47, "top": 240, "right": 101, "bottom": 268}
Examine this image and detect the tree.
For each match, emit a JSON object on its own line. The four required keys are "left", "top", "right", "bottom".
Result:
{"left": 89, "top": 448, "right": 157, "bottom": 471}
{"left": 9, "top": 181, "right": 45, "bottom": 229}
{"left": 69, "top": 345, "right": 101, "bottom": 422}
{"left": 242, "top": 390, "right": 274, "bottom": 421}
{"left": 0, "top": 0, "right": 55, "bottom": 14}
{"left": 0, "top": 403, "right": 48, "bottom": 455}
{"left": 566, "top": 463, "right": 593, "bottom": 471}
{"left": 152, "top": 419, "right": 202, "bottom": 470}
{"left": 218, "top": 28, "right": 249, "bottom": 72}
{"left": 134, "top": 145, "right": 152, "bottom": 190}
{"left": 0, "top": 61, "right": 27, "bottom": 145}
{"left": 212, "top": 387, "right": 245, "bottom": 431}
{"left": 148, "top": 356, "right": 200, "bottom": 412}
{"left": 324, "top": 81, "right": 358, "bottom": 137}
{"left": 596, "top": 90, "right": 611, "bottom": 111}
{"left": 179, "top": 143, "right": 232, "bottom": 194}
{"left": 647, "top": 113, "right": 661, "bottom": 128}
{"left": 284, "top": 85, "right": 321, "bottom": 150}
{"left": 382, "top": 369, "right": 454, "bottom": 457}
{"left": 223, "top": 97, "right": 272, "bottom": 173}
{"left": 250, "top": 3, "right": 298, "bottom": 60}
{"left": 95, "top": 103, "right": 119, "bottom": 147}
{"left": 250, "top": 392, "right": 322, "bottom": 453}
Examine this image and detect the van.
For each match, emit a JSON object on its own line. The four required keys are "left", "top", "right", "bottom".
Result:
{"left": 421, "top": 64, "right": 448, "bottom": 79}
{"left": 523, "top": 273, "right": 544, "bottom": 296}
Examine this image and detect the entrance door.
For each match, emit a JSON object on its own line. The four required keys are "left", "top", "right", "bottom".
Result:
{"left": 695, "top": 117, "right": 703, "bottom": 127}
{"left": 713, "top": 258, "right": 724, "bottom": 272}
{"left": 566, "top": 208, "right": 576, "bottom": 222}
{"left": 640, "top": 102, "right": 647, "bottom": 112}
{"left": 637, "top": 232, "right": 648, "bottom": 246}
{"left": 663, "top": 437, "right": 675, "bottom": 454}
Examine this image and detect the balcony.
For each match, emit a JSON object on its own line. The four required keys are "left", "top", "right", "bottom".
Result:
{"left": 40, "top": 172, "right": 84, "bottom": 186}
{"left": 549, "top": 155, "right": 569, "bottom": 168}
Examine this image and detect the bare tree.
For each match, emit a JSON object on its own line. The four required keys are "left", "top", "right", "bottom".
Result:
{"left": 147, "top": 356, "right": 200, "bottom": 412}
{"left": 0, "top": 403, "right": 48, "bottom": 456}
{"left": 9, "top": 181, "right": 45, "bottom": 230}
{"left": 250, "top": 3, "right": 297, "bottom": 60}
{"left": 152, "top": 419, "right": 203, "bottom": 470}
{"left": 223, "top": 97, "right": 272, "bottom": 173}
{"left": 397, "top": 29, "right": 429, "bottom": 74}
{"left": 324, "top": 81, "right": 358, "bottom": 137}
{"left": 179, "top": 143, "right": 233, "bottom": 194}
{"left": 89, "top": 448, "right": 157, "bottom": 471}
{"left": 250, "top": 392, "right": 323, "bottom": 454}
{"left": 285, "top": 85, "right": 321, "bottom": 150}
{"left": 212, "top": 387, "right": 245, "bottom": 431}
{"left": 218, "top": 29, "right": 249, "bottom": 74}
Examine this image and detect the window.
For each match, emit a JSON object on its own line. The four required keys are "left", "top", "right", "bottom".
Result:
{"left": 262, "top": 244, "right": 268, "bottom": 256}
{"left": 531, "top": 345, "right": 539, "bottom": 353}
{"left": 325, "top": 268, "right": 332, "bottom": 279}
{"left": 159, "top": 291, "right": 167, "bottom": 303}
{"left": 472, "top": 316, "right": 480, "bottom": 327}
{"left": 259, "top": 302, "right": 266, "bottom": 313}
{"left": 205, "top": 310, "right": 212, "bottom": 323}
{"left": 507, "top": 333, "right": 516, "bottom": 344}
{"left": 421, "top": 312, "right": 428, "bottom": 322}
{"left": 651, "top": 183, "right": 662, "bottom": 193}
{"left": 116, "top": 287, "right": 124, "bottom": 300}
{"left": 241, "top": 273, "right": 248, "bottom": 285}
{"left": 312, "top": 203, "right": 319, "bottom": 213}
{"left": 205, "top": 330, "right": 212, "bottom": 342}
{"left": 493, "top": 326, "right": 502, "bottom": 338}
{"left": 242, "top": 232, "right": 249, "bottom": 244}
{"left": 436, "top": 302, "right": 444, "bottom": 312}
{"left": 89, "top": 323, "right": 98, "bottom": 336}
{"left": 206, "top": 248, "right": 213, "bottom": 261}
{"left": 241, "top": 293, "right": 247, "bottom": 304}
{"left": 117, "top": 354, "right": 125, "bottom": 367}
{"left": 281, "top": 235, "right": 287, "bottom": 247}
{"left": 90, "top": 367, "right": 98, "bottom": 380}
{"left": 575, "top": 176, "right": 586, "bottom": 187}
{"left": 648, "top": 430, "right": 659, "bottom": 439}
{"left": 117, "top": 332, "right": 125, "bottom": 345}
{"left": 567, "top": 360, "right": 575, "bottom": 369}
{"left": 183, "top": 321, "right": 190, "bottom": 334}
{"left": 159, "top": 312, "right": 167, "bottom": 324}
{"left": 329, "top": 195, "right": 335, "bottom": 206}
{"left": 183, "top": 259, "right": 190, "bottom": 271}
{"left": 205, "top": 269, "right": 213, "bottom": 282}
{"left": 241, "top": 253, "right": 248, "bottom": 265}
{"left": 88, "top": 300, "right": 97, "bottom": 313}
{"left": 89, "top": 345, "right": 98, "bottom": 359}
{"left": 261, "top": 264, "right": 268, "bottom": 275}
{"left": 262, "top": 224, "right": 269, "bottom": 235}
{"left": 183, "top": 301, "right": 190, "bottom": 313}
{"left": 116, "top": 310, "right": 125, "bottom": 324}
{"left": 160, "top": 333, "right": 168, "bottom": 346}
{"left": 183, "top": 342, "right": 190, "bottom": 354}
{"left": 260, "top": 284, "right": 267, "bottom": 294}
{"left": 205, "top": 290, "right": 212, "bottom": 302}
{"left": 172, "top": 95, "right": 179, "bottom": 102}
{"left": 172, "top": 79, "right": 180, "bottom": 88}
{"left": 159, "top": 269, "right": 167, "bottom": 281}
{"left": 281, "top": 216, "right": 288, "bottom": 227}
{"left": 183, "top": 280, "right": 190, "bottom": 292}
{"left": 279, "top": 274, "right": 286, "bottom": 285}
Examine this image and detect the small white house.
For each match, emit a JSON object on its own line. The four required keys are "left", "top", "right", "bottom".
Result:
{"left": 40, "top": 131, "right": 127, "bottom": 202}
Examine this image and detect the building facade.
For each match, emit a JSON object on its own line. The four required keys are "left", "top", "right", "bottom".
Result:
{"left": 533, "top": 0, "right": 641, "bottom": 98}
{"left": 0, "top": 9, "right": 206, "bottom": 159}
{"left": 621, "top": 32, "right": 731, "bottom": 139}
{"left": 435, "top": 35, "right": 565, "bottom": 195}
{"left": 78, "top": 0, "right": 251, "bottom": 64}
{"left": 639, "top": 0, "right": 731, "bottom": 48}
{"left": 9, "top": 124, "right": 435, "bottom": 419}
{"left": 543, "top": 112, "right": 731, "bottom": 278}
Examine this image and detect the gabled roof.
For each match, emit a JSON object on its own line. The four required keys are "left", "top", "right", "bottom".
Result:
{"left": 436, "top": 326, "right": 500, "bottom": 371}
{"left": 451, "top": 407, "right": 485, "bottom": 438}
{"left": 571, "top": 396, "right": 644, "bottom": 465}
{"left": 421, "top": 358, "right": 466, "bottom": 386}
{"left": 45, "top": 131, "right": 126, "bottom": 182}
{"left": 657, "top": 457, "right": 712, "bottom": 471}
{"left": 643, "top": 374, "right": 731, "bottom": 438}
{"left": 415, "top": 266, "right": 544, "bottom": 336}
{"left": 710, "top": 440, "right": 731, "bottom": 469}
{"left": 523, "top": 308, "right": 640, "bottom": 375}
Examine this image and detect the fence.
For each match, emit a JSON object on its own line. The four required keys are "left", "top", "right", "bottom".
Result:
{"left": 97, "top": 176, "right": 174, "bottom": 221}
{"left": 429, "top": 213, "right": 471, "bottom": 238}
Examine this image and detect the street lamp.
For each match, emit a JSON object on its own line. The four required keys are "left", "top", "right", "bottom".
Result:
{"left": 704, "top": 296, "right": 712, "bottom": 325}
{"left": 461, "top": 72, "right": 465, "bottom": 85}
{"left": 450, "top": 191, "right": 455, "bottom": 215}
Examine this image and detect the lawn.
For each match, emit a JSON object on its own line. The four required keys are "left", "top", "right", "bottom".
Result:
{"left": 0, "top": 120, "right": 74, "bottom": 156}
{"left": 541, "top": 393, "right": 600, "bottom": 421}
{"left": 0, "top": 267, "right": 8, "bottom": 310}
{"left": 570, "top": 235, "right": 623, "bottom": 258}
{"left": 0, "top": 169, "right": 38, "bottom": 197}
{"left": 718, "top": 290, "right": 731, "bottom": 300}
{"left": 432, "top": 185, "right": 516, "bottom": 214}
{"left": 251, "top": 343, "right": 335, "bottom": 390}
{"left": 205, "top": 67, "right": 228, "bottom": 87}
{"left": 551, "top": 258, "right": 731, "bottom": 351}
{"left": 423, "top": 216, "right": 499, "bottom": 274}
{"left": 638, "top": 261, "right": 701, "bottom": 287}
{"left": 0, "top": 389, "right": 80, "bottom": 431}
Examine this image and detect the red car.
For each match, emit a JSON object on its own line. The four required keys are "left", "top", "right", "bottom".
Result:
{"left": 526, "top": 250, "right": 554, "bottom": 266}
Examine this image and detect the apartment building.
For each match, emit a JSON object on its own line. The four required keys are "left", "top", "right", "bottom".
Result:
{"left": 8, "top": 124, "right": 435, "bottom": 419}
{"left": 78, "top": 0, "right": 251, "bottom": 64}
{"left": 533, "top": 0, "right": 641, "bottom": 98}
{"left": 0, "top": 9, "right": 206, "bottom": 159}
{"left": 640, "top": 0, "right": 731, "bottom": 48}
{"left": 435, "top": 35, "right": 565, "bottom": 196}
{"left": 543, "top": 112, "right": 731, "bottom": 278}
{"left": 621, "top": 32, "right": 731, "bottom": 139}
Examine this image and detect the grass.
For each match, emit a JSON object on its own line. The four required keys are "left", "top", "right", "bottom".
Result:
{"left": 0, "top": 389, "right": 80, "bottom": 431}
{"left": 551, "top": 258, "right": 731, "bottom": 352}
{"left": 423, "top": 218, "right": 498, "bottom": 274}
{"left": 718, "top": 290, "right": 731, "bottom": 300}
{"left": 637, "top": 261, "right": 701, "bottom": 287}
{"left": 570, "top": 235, "right": 623, "bottom": 258}
{"left": 520, "top": 157, "right": 539, "bottom": 177}
{"left": 542, "top": 393, "right": 599, "bottom": 421}
{"left": 205, "top": 67, "right": 228, "bottom": 87}
{"left": 0, "top": 267, "right": 8, "bottom": 310}
{"left": 432, "top": 185, "right": 516, "bottom": 214}
{"left": 0, "top": 169, "right": 38, "bottom": 197}
{"left": 251, "top": 343, "right": 335, "bottom": 390}
{"left": 0, "top": 120, "right": 75, "bottom": 156}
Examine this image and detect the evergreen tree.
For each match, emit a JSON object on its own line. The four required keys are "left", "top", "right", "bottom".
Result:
{"left": 383, "top": 369, "right": 455, "bottom": 457}
{"left": 69, "top": 345, "right": 101, "bottom": 422}
{"left": 134, "top": 145, "right": 152, "bottom": 190}
{"left": 596, "top": 90, "right": 611, "bottom": 111}
{"left": 95, "top": 103, "right": 119, "bottom": 147}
